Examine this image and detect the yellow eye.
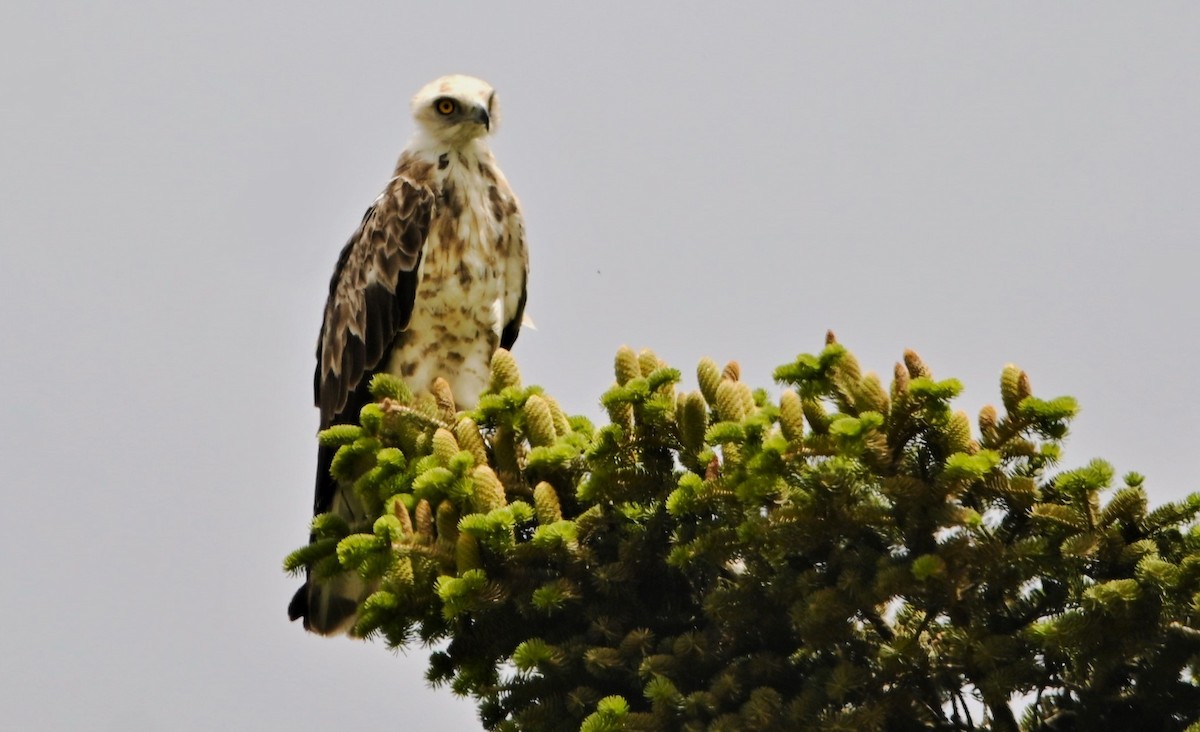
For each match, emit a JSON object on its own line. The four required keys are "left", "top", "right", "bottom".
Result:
{"left": 436, "top": 98, "right": 456, "bottom": 115}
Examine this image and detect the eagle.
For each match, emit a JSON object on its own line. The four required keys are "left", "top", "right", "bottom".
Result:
{"left": 289, "top": 75, "right": 529, "bottom": 635}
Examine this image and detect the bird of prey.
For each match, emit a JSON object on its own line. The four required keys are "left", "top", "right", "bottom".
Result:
{"left": 289, "top": 75, "right": 529, "bottom": 635}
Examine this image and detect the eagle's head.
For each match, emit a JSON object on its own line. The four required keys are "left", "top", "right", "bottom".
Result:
{"left": 411, "top": 75, "right": 499, "bottom": 147}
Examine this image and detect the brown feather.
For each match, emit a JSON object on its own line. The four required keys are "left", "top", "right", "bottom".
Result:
{"left": 501, "top": 284, "right": 527, "bottom": 351}
{"left": 314, "top": 155, "right": 436, "bottom": 427}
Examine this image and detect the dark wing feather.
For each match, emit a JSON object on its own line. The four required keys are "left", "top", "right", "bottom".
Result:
{"left": 315, "top": 176, "right": 434, "bottom": 429}
{"left": 500, "top": 283, "right": 527, "bottom": 350}
{"left": 498, "top": 194, "right": 529, "bottom": 351}
{"left": 294, "top": 176, "right": 435, "bottom": 629}
{"left": 311, "top": 174, "right": 434, "bottom": 522}
{"left": 293, "top": 167, "right": 435, "bottom": 632}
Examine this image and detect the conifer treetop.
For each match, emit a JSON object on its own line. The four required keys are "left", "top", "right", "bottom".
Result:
{"left": 286, "top": 338, "right": 1200, "bottom": 731}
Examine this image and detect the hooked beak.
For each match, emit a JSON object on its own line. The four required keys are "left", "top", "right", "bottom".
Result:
{"left": 472, "top": 104, "right": 490, "bottom": 131}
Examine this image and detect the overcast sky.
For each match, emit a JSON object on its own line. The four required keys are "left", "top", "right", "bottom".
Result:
{"left": 2, "top": 2, "right": 1198, "bottom": 730}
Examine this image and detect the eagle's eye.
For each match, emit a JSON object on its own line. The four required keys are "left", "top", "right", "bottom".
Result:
{"left": 435, "top": 98, "right": 457, "bottom": 115}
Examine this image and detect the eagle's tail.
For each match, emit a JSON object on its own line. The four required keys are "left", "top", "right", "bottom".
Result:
{"left": 288, "top": 573, "right": 370, "bottom": 636}
{"left": 289, "top": 443, "right": 375, "bottom": 636}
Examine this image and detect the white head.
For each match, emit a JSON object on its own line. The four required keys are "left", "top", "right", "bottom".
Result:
{"left": 411, "top": 75, "right": 500, "bottom": 147}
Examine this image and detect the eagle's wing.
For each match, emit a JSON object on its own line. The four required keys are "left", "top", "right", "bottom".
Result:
{"left": 500, "top": 286, "right": 527, "bottom": 351}
{"left": 499, "top": 193, "right": 529, "bottom": 351}
{"left": 315, "top": 176, "right": 435, "bottom": 430}
{"left": 291, "top": 175, "right": 436, "bottom": 634}
{"left": 297, "top": 158, "right": 526, "bottom": 634}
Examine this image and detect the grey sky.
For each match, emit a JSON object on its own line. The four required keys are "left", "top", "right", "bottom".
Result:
{"left": 2, "top": 2, "right": 1197, "bottom": 729}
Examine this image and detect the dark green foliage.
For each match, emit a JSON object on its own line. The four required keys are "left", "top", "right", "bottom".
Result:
{"left": 286, "top": 339, "right": 1200, "bottom": 731}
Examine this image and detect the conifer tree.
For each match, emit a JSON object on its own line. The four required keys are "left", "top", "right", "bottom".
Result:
{"left": 286, "top": 335, "right": 1200, "bottom": 731}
